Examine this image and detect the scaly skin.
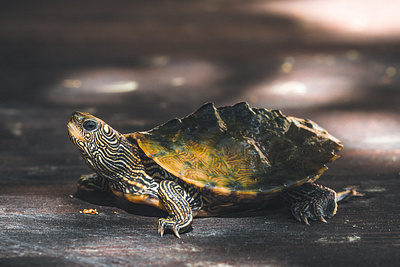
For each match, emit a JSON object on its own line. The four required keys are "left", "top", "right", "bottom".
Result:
{"left": 68, "top": 111, "right": 201, "bottom": 237}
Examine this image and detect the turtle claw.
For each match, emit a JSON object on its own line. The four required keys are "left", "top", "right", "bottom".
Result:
{"left": 158, "top": 217, "right": 182, "bottom": 238}
{"left": 292, "top": 199, "right": 334, "bottom": 225}
{"left": 173, "top": 229, "right": 181, "bottom": 239}
{"left": 319, "top": 217, "right": 328, "bottom": 223}
{"left": 291, "top": 202, "right": 313, "bottom": 225}
{"left": 158, "top": 225, "right": 165, "bottom": 237}
{"left": 302, "top": 215, "right": 310, "bottom": 226}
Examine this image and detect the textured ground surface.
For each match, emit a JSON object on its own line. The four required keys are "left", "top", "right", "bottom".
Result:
{"left": 1, "top": 1, "right": 400, "bottom": 266}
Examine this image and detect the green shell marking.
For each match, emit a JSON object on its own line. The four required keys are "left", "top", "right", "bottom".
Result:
{"left": 134, "top": 102, "right": 342, "bottom": 195}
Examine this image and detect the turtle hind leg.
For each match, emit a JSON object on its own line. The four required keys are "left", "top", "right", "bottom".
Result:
{"left": 77, "top": 173, "right": 110, "bottom": 193}
{"left": 280, "top": 182, "right": 337, "bottom": 225}
{"left": 158, "top": 180, "right": 193, "bottom": 238}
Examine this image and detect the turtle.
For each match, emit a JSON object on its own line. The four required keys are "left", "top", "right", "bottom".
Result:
{"left": 67, "top": 102, "right": 357, "bottom": 238}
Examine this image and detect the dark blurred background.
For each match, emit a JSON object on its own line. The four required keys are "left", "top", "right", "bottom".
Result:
{"left": 1, "top": 1, "right": 400, "bottom": 266}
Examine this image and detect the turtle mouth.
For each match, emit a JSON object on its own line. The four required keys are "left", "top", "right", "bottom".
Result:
{"left": 67, "top": 122, "right": 87, "bottom": 142}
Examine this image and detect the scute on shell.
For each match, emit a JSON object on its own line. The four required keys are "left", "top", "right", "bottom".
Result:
{"left": 132, "top": 102, "right": 342, "bottom": 196}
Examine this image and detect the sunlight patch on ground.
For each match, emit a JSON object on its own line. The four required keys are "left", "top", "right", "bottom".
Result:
{"left": 313, "top": 111, "right": 400, "bottom": 151}
{"left": 246, "top": 53, "right": 361, "bottom": 109}
{"left": 47, "top": 59, "right": 228, "bottom": 105}
{"left": 250, "top": 0, "right": 400, "bottom": 41}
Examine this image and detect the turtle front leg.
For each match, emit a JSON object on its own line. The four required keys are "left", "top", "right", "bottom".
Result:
{"left": 280, "top": 182, "right": 337, "bottom": 225}
{"left": 158, "top": 180, "right": 193, "bottom": 238}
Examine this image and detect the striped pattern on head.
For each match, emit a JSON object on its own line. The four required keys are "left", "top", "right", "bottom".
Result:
{"left": 67, "top": 111, "right": 139, "bottom": 180}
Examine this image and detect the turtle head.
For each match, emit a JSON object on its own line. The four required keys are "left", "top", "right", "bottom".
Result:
{"left": 67, "top": 111, "right": 130, "bottom": 178}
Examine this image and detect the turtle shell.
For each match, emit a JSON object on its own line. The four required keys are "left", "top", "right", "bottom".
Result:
{"left": 132, "top": 102, "right": 342, "bottom": 197}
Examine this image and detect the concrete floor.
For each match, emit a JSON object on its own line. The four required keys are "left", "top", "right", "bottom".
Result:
{"left": 1, "top": 1, "right": 400, "bottom": 266}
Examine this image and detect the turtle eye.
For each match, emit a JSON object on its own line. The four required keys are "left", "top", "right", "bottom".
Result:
{"left": 82, "top": 119, "right": 99, "bottom": 132}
